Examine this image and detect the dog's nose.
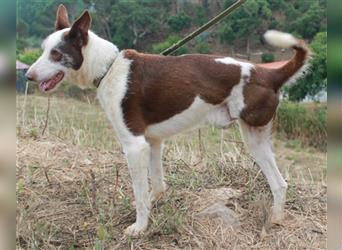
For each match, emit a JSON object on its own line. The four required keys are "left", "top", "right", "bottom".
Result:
{"left": 25, "top": 71, "right": 36, "bottom": 82}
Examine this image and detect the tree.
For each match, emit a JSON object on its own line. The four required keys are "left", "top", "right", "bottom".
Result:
{"left": 82, "top": 0, "right": 118, "bottom": 40}
{"left": 287, "top": 32, "right": 327, "bottom": 101}
{"left": 167, "top": 12, "right": 191, "bottom": 32}
{"left": 17, "top": 0, "right": 82, "bottom": 38}
{"left": 151, "top": 34, "right": 187, "bottom": 55}
{"left": 289, "top": 2, "right": 324, "bottom": 39}
{"left": 218, "top": 0, "right": 272, "bottom": 58}
{"left": 110, "top": 0, "right": 160, "bottom": 49}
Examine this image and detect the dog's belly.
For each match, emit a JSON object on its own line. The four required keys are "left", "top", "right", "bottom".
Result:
{"left": 145, "top": 97, "right": 232, "bottom": 139}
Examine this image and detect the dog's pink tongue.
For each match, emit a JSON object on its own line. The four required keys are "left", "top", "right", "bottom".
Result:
{"left": 39, "top": 79, "right": 53, "bottom": 92}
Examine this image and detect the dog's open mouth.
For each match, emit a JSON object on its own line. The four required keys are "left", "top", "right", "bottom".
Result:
{"left": 39, "top": 71, "right": 64, "bottom": 92}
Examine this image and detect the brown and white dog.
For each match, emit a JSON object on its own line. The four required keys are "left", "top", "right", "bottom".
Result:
{"left": 26, "top": 5, "right": 311, "bottom": 236}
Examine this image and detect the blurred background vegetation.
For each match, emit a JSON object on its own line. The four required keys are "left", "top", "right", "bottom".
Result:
{"left": 16, "top": 0, "right": 326, "bottom": 102}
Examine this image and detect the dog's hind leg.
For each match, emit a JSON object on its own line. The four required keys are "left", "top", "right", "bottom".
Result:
{"left": 123, "top": 137, "right": 151, "bottom": 236}
{"left": 148, "top": 139, "right": 167, "bottom": 203}
{"left": 238, "top": 120, "right": 288, "bottom": 224}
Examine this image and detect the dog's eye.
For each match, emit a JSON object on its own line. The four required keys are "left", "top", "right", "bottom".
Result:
{"left": 50, "top": 49, "right": 62, "bottom": 62}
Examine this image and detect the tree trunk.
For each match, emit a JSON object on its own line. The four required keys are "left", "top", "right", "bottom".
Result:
{"left": 132, "top": 21, "right": 138, "bottom": 47}
{"left": 202, "top": 0, "right": 208, "bottom": 8}
{"left": 172, "top": 0, "right": 178, "bottom": 14}
{"left": 246, "top": 38, "right": 250, "bottom": 61}
{"left": 103, "top": 20, "right": 111, "bottom": 41}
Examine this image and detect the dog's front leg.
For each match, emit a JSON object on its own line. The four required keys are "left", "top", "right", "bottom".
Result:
{"left": 123, "top": 138, "right": 151, "bottom": 236}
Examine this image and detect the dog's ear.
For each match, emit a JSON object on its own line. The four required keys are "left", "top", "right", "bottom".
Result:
{"left": 68, "top": 10, "right": 92, "bottom": 47}
{"left": 55, "top": 4, "right": 70, "bottom": 31}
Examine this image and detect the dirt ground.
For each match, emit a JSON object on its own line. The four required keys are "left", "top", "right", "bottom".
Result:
{"left": 16, "top": 95, "right": 327, "bottom": 249}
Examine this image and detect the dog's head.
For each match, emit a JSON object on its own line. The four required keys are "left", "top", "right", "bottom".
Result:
{"left": 26, "top": 5, "right": 92, "bottom": 92}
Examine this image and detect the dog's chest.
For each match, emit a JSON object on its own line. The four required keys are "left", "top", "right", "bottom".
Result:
{"left": 96, "top": 53, "right": 136, "bottom": 144}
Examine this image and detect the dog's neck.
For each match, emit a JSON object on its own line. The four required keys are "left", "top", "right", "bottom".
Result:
{"left": 66, "top": 31, "right": 119, "bottom": 89}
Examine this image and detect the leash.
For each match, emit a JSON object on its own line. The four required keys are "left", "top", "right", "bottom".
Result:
{"left": 161, "top": 0, "right": 247, "bottom": 56}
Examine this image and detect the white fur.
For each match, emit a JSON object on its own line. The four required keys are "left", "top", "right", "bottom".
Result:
{"left": 264, "top": 30, "right": 298, "bottom": 49}
{"left": 27, "top": 30, "right": 67, "bottom": 83}
{"left": 97, "top": 52, "right": 133, "bottom": 146}
{"left": 205, "top": 105, "right": 233, "bottom": 127}
{"left": 145, "top": 96, "right": 215, "bottom": 139}
{"left": 238, "top": 120, "right": 288, "bottom": 222}
{"left": 27, "top": 29, "right": 119, "bottom": 90}
{"left": 124, "top": 138, "right": 151, "bottom": 235}
{"left": 97, "top": 52, "right": 151, "bottom": 236}
{"left": 149, "top": 139, "right": 167, "bottom": 202}
{"left": 69, "top": 31, "right": 119, "bottom": 88}
{"left": 215, "top": 57, "right": 254, "bottom": 118}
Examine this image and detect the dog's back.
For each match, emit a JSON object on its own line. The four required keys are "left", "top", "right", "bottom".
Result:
{"left": 120, "top": 32, "right": 311, "bottom": 137}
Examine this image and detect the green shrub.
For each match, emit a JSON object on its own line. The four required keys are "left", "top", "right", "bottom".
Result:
{"left": 167, "top": 12, "right": 191, "bottom": 32}
{"left": 261, "top": 53, "right": 275, "bottom": 63}
{"left": 16, "top": 39, "right": 28, "bottom": 55}
{"left": 287, "top": 32, "right": 327, "bottom": 101}
{"left": 195, "top": 41, "right": 211, "bottom": 54}
{"left": 195, "top": 6, "right": 207, "bottom": 25}
{"left": 66, "top": 85, "right": 83, "bottom": 100}
{"left": 151, "top": 35, "right": 187, "bottom": 55}
{"left": 218, "top": 23, "right": 235, "bottom": 44}
{"left": 18, "top": 49, "right": 42, "bottom": 65}
{"left": 276, "top": 102, "right": 327, "bottom": 150}
{"left": 62, "top": 84, "right": 96, "bottom": 102}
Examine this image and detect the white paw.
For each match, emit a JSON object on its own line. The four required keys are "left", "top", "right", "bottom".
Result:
{"left": 124, "top": 222, "right": 147, "bottom": 237}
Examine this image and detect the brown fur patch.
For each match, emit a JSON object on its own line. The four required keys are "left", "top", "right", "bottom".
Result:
{"left": 52, "top": 31, "right": 85, "bottom": 70}
{"left": 121, "top": 50, "right": 241, "bottom": 135}
{"left": 120, "top": 44, "right": 309, "bottom": 135}
{"left": 49, "top": 49, "right": 63, "bottom": 62}
{"left": 55, "top": 4, "right": 70, "bottom": 31}
{"left": 240, "top": 66, "right": 280, "bottom": 127}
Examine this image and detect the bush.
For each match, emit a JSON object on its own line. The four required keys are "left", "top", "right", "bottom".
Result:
{"left": 16, "top": 39, "right": 28, "bottom": 55}
{"left": 151, "top": 35, "right": 187, "bottom": 55}
{"left": 18, "top": 49, "right": 42, "bottom": 65}
{"left": 64, "top": 84, "right": 96, "bottom": 102}
{"left": 195, "top": 6, "right": 207, "bottom": 25}
{"left": 287, "top": 32, "right": 327, "bottom": 101}
{"left": 261, "top": 53, "right": 275, "bottom": 63}
{"left": 276, "top": 102, "right": 327, "bottom": 150}
{"left": 66, "top": 85, "right": 83, "bottom": 100}
{"left": 195, "top": 42, "right": 211, "bottom": 54}
{"left": 167, "top": 12, "right": 191, "bottom": 32}
{"left": 218, "top": 23, "right": 235, "bottom": 44}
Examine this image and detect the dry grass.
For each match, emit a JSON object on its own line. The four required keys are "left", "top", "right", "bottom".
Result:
{"left": 16, "top": 95, "right": 327, "bottom": 249}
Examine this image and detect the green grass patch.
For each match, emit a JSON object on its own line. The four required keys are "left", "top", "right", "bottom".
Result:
{"left": 276, "top": 102, "right": 327, "bottom": 151}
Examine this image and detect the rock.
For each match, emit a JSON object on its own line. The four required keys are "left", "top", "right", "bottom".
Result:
{"left": 81, "top": 158, "right": 93, "bottom": 165}
{"left": 197, "top": 202, "right": 240, "bottom": 228}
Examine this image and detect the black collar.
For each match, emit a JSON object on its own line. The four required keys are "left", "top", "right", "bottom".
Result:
{"left": 93, "top": 57, "right": 117, "bottom": 88}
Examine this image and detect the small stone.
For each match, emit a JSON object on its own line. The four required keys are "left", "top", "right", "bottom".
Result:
{"left": 197, "top": 202, "right": 240, "bottom": 228}
{"left": 82, "top": 158, "right": 93, "bottom": 165}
